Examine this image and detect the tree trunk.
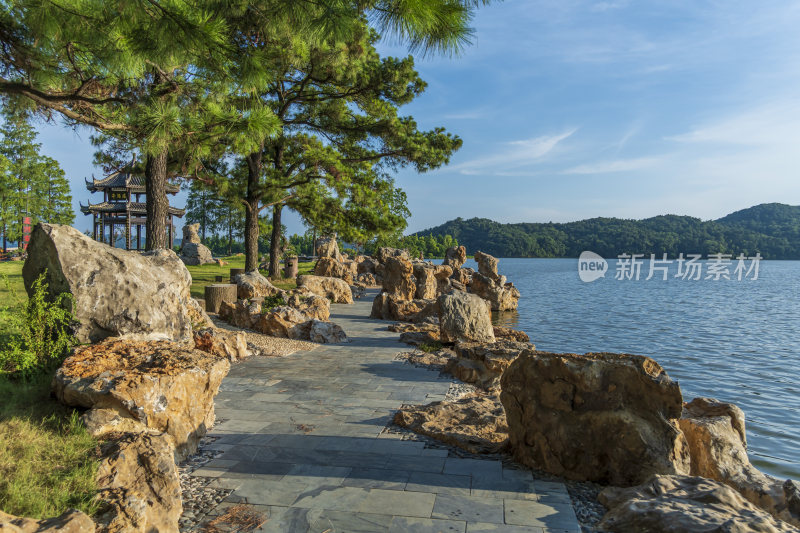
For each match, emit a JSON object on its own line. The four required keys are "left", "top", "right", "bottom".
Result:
{"left": 145, "top": 149, "right": 169, "bottom": 250}
{"left": 269, "top": 203, "right": 283, "bottom": 278}
{"left": 244, "top": 151, "right": 263, "bottom": 272}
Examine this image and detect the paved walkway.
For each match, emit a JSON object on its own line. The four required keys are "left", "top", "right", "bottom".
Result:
{"left": 194, "top": 291, "right": 581, "bottom": 533}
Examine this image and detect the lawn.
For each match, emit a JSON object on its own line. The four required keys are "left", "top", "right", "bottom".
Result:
{"left": 0, "top": 262, "right": 26, "bottom": 326}
{"left": 185, "top": 255, "right": 314, "bottom": 298}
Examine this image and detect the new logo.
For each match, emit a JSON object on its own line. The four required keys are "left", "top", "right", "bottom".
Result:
{"left": 578, "top": 251, "right": 607, "bottom": 282}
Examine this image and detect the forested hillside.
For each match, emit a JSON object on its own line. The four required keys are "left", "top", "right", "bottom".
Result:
{"left": 414, "top": 203, "right": 800, "bottom": 259}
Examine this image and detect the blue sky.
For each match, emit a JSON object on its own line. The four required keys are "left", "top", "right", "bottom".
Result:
{"left": 34, "top": 0, "right": 800, "bottom": 236}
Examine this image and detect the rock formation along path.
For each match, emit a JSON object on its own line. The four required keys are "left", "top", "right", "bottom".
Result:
{"left": 192, "top": 290, "right": 581, "bottom": 533}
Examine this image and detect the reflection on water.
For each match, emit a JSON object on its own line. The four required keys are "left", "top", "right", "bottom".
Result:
{"left": 453, "top": 257, "right": 800, "bottom": 480}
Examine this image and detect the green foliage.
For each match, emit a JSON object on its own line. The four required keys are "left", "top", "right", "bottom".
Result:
{"left": 0, "top": 374, "right": 100, "bottom": 518}
{"left": 419, "top": 341, "right": 443, "bottom": 353}
{"left": 416, "top": 203, "right": 800, "bottom": 259}
{"left": 365, "top": 233, "right": 458, "bottom": 258}
{"left": 0, "top": 274, "right": 76, "bottom": 379}
{"left": 262, "top": 294, "right": 287, "bottom": 311}
{"left": 0, "top": 103, "right": 73, "bottom": 249}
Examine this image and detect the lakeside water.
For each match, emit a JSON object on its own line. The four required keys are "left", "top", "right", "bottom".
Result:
{"left": 454, "top": 257, "right": 799, "bottom": 480}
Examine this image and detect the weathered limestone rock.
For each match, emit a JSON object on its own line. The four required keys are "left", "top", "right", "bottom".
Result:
{"left": 193, "top": 327, "right": 250, "bottom": 361}
{"left": 0, "top": 509, "right": 95, "bottom": 533}
{"left": 234, "top": 271, "right": 281, "bottom": 299}
{"left": 297, "top": 275, "right": 354, "bottom": 304}
{"left": 292, "top": 294, "right": 331, "bottom": 321}
{"left": 474, "top": 251, "right": 501, "bottom": 282}
{"left": 356, "top": 255, "right": 380, "bottom": 275}
{"left": 179, "top": 224, "right": 214, "bottom": 266}
{"left": 308, "top": 320, "right": 347, "bottom": 344}
{"left": 446, "top": 339, "right": 531, "bottom": 390}
{"left": 679, "top": 397, "right": 800, "bottom": 526}
{"left": 413, "top": 263, "right": 438, "bottom": 300}
{"left": 469, "top": 272, "right": 521, "bottom": 311}
{"left": 393, "top": 395, "right": 508, "bottom": 455}
{"left": 390, "top": 297, "right": 438, "bottom": 323}
{"left": 254, "top": 306, "right": 307, "bottom": 337}
{"left": 96, "top": 432, "right": 182, "bottom": 533}
{"left": 500, "top": 350, "right": 690, "bottom": 486}
{"left": 314, "top": 256, "right": 357, "bottom": 284}
{"left": 376, "top": 246, "right": 410, "bottom": 264}
{"left": 357, "top": 272, "right": 379, "bottom": 286}
{"left": 493, "top": 326, "right": 530, "bottom": 342}
{"left": 315, "top": 235, "right": 342, "bottom": 261}
{"left": 438, "top": 291, "right": 496, "bottom": 344}
{"left": 81, "top": 408, "right": 155, "bottom": 439}
{"left": 452, "top": 267, "right": 474, "bottom": 286}
{"left": 443, "top": 245, "right": 467, "bottom": 270}
{"left": 218, "top": 300, "right": 258, "bottom": 329}
{"left": 392, "top": 321, "right": 441, "bottom": 345}
{"left": 23, "top": 223, "right": 200, "bottom": 343}
{"left": 599, "top": 475, "right": 799, "bottom": 533}
{"left": 383, "top": 257, "right": 415, "bottom": 300}
{"left": 53, "top": 339, "right": 230, "bottom": 461}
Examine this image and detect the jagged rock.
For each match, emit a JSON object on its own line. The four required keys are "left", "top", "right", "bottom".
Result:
{"left": 356, "top": 256, "right": 380, "bottom": 275}
{"left": 193, "top": 327, "right": 250, "bottom": 361}
{"left": 351, "top": 282, "right": 367, "bottom": 300}
{"left": 53, "top": 339, "right": 230, "bottom": 461}
{"left": 438, "top": 291, "right": 496, "bottom": 344}
{"left": 308, "top": 320, "right": 347, "bottom": 343}
{"left": 96, "top": 432, "right": 182, "bottom": 533}
{"left": 392, "top": 321, "right": 441, "bottom": 345}
{"left": 178, "top": 224, "right": 214, "bottom": 266}
{"left": 219, "top": 300, "right": 258, "bottom": 329}
{"left": 493, "top": 326, "right": 530, "bottom": 342}
{"left": 679, "top": 397, "right": 800, "bottom": 526}
{"left": 81, "top": 408, "right": 155, "bottom": 439}
{"left": 500, "top": 350, "right": 690, "bottom": 485}
{"left": 234, "top": 271, "right": 282, "bottom": 299}
{"left": 599, "top": 475, "right": 799, "bottom": 533}
{"left": 0, "top": 509, "right": 95, "bottom": 533}
{"left": 23, "top": 223, "right": 201, "bottom": 343}
{"left": 297, "top": 275, "right": 354, "bottom": 304}
{"left": 382, "top": 257, "right": 415, "bottom": 300}
{"left": 390, "top": 297, "right": 438, "bottom": 323}
{"left": 469, "top": 272, "right": 521, "bottom": 311}
{"left": 357, "top": 272, "right": 379, "bottom": 286}
{"left": 292, "top": 294, "right": 331, "bottom": 321}
{"left": 314, "top": 256, "right": 357, "bottom": 284}
{"left": 452, "top": 267, "right": 474, "bottom": 286}
{"left": 315, "top": 235, "right": 342, "bottom": 261}
{"left": 446, "top": 339, "right": 531, "bottom": 390}
{"left": 474, "top": 251, "right": 501, "bottom": 282}
{"left": 443, "top": 246, "right": 467, "bottom": 269}
{"left": 393, "top": 395, "right": 508, "bottom": 454}
{"left": 413, "top": 263, "right": 438, "bottom": 299}
{"left": 376, "top": 246, "right": 410, "bottom": 264}
{"left": 254, "top": 306, "right": 307, "bottom": 337}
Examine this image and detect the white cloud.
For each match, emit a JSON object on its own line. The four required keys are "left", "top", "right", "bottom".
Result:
{"left": 562, "top": 156, "right": 661, "bottom": 175}
{"left": 452, "top": 129, "right": 577, "bottom": 175}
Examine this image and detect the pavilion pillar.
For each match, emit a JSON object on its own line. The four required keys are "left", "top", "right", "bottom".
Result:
{"left": 109, "top": 222, "right": 114, "bottom": 248}
{"left": 125, "top": 212, "right": 131, "bottom": 250}
{"left": 136, "top": 225, "right": 142, "bottom": 250}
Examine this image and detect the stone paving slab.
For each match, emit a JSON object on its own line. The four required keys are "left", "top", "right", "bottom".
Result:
{"left": 193, "top": 290, "right": 581, "bottom": 533}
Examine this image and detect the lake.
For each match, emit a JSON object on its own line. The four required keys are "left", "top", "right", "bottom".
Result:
{"left": 454, "top": 257, "right": 799, "bottom": 480}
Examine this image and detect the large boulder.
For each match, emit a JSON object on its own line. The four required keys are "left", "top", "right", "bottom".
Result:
{"left": 234, "top": 270, "right": 282, "bottom": 299}
{"left": 500, "top": 350, "right": 691, "bottom": 486}
{"left": 382, "top": 257, "right": 415, "bottom": 300}
{"left": 308, "top": 319, "right": 347, "bottom": 344}
{"left": 599, "top": 475, "right": 799, "bottom": 533}
{"left": 254, "top": 306, "right": 307, "bottom": 337}
{"left": 469, "top": 272, "right": 521, "bottom": 311}
{"left": 315, "top": 235, "right": 342, "bottom": 261}
{"left": 446, "top": 339, "right": 531, "bottom": 390}
{"left": 297, "top": 275, "right": 353, "bottom": 304}
{"left": 376, "top": 246, "right": 410, "bottom": 264}
{"left": 193, "top": 327, "right": 250, "bottom": 362}
{"left": 679, "top": 398, "right": 800, "bottom": 526}
{"left": 178, "top": 223, "right": 214, "bottom": 266}
{"left": 393, "top": 395, "right": 508, "bottom": 455}
{"left": 23, "top": 223, "right": 202, "bottom": 344}
{"left": 96, "top": 432, "right": 182, "bottom": 533}
{"left": 314, "top": 256, "right": 356, "bottom": 284}
{"left": 474, "top": 251, "right": 501, "bottom": 282}
{"left": 356, "top": 255, "right": 380, "bottom": 275}
{"left": 219, "top": 299, "right": 260, "bottom": 329}
{"left": 292, "top": 294, "right": 331, "bottom": 321}
{"left": 443, "top": 245, "right": 467, "bottom": 270}
{"left": 0, "top": 509, "right": 95, "bottom": 533}
{"left": 53, "top": 339, "right": 230, "bottom": 461}
{"left": 437, "top": 291, "right": 496, "bottom": 344}
{"left": 413, "top": 263, "right": 438, "bottom": 300}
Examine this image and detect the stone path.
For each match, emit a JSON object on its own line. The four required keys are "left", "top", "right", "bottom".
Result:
{"left": 193, "top": 290, "right": 581, "bottom": 533}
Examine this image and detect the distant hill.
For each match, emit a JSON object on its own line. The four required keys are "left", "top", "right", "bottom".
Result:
{"left": 414, "top": 203, "right": 800, "bottom": 259}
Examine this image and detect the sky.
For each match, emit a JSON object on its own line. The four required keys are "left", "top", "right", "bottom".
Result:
{"left": 31, "top": 0, "right": 800, "bottom": 236}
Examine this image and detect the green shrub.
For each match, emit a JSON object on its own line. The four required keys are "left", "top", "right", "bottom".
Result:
{"left": 262, "top": 294, "right": 286, "bottom": 312}
{"left": 419, "top": 341, "right": 444, "bottom": 353}
{"left": 0, "top": 273, "right": 77, "bottom": 379}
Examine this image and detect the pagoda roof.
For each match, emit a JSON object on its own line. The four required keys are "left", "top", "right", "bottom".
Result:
{"left": 80, "top": 201, "right": 185, "bottom": 217}
{"left": 85, "top": 170, "right": 180, "bottom": 194}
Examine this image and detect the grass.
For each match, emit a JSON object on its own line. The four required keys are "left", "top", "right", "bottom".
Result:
{"left": 185, "top": 255, "right": 314, "bottom": 298}
{"left": 0, "top": 262, "right": 26, "bottom": 333}
{"left": 419, "top": 341, "right": 444, "bottom": 353}
{"left": 0, "top": 374, "right": 101, "bottom": 519}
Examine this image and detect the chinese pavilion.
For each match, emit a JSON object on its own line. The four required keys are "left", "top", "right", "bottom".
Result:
{"left": 80, "top": 166, "right": 185, "bottom": 250}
